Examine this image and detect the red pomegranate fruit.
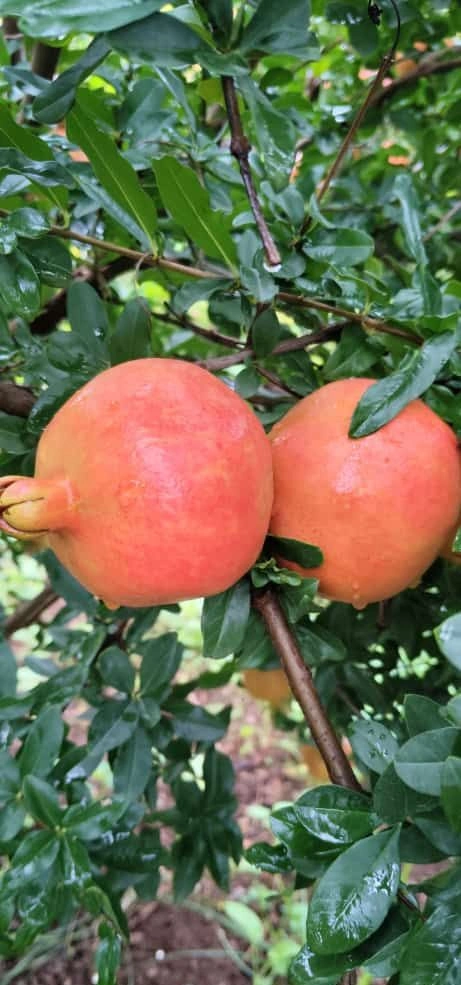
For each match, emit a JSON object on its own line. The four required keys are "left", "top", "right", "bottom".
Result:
{"left": 0, "top": 359, "right": 273, "bottom": 608}
{"left": 269, "top": 377, "right": 461, "bottom": 608}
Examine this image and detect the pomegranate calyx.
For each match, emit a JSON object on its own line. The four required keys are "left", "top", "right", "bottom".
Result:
{"left": 0, "top": 476, "right": 75, "bottom": 540}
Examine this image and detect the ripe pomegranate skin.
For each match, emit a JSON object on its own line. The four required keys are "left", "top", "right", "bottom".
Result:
{"left": 269, "top": 378, "right": 461, "bottom": 608}
{"left": 243, "top": 667, "right": 292, "bottom": 707}
{"left": 0, "top": 359, "right": 273, "bottom": 607}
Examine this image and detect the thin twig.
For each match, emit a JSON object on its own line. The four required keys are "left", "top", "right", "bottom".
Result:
{"left": 277, "top": 291, "right": 423, "bottom": 344}
{"left": 424, "top": 201, "right": 461, "bottom": 242}
{"left": 3, "top": 585, "right": 59, "bottom": 636}
{"left": 252, "top": 586, "right": 361, "bottom": 789}
{"left": 154, "top": 309, "right": 244, "bottom": 350}
{"left": 221, "top": 75, "right": 281, "bottom": 268}
{"left": 369, "top": 52, "right": 461, "bottom": 108}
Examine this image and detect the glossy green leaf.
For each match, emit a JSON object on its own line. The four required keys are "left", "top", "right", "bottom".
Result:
{"left": 66, "top": 280, "right": 109, "bottom": 368}
{"left": 324, "top": 324, "right": 379, "bottom": 381}
{"left": 33, "top": 37, "right": 111, "bottom": 123}
{"left": 139, "top": 632, "right": 183, "bottom": 698}
{"left": 200, "top": 0, "right": 233, "bottom": 42}
{"left": 67, "top": 700, "right": 138, "bottom": 779}
{"left": 394, "top": 728, "right": 461, "bottom": 795}
{"left": 201, "top": 580, "right": 250, "bottom": 659}
{"left": 0, "top": 640, "right": 16, "bottom": 697}
{"left": 400, "top": 905, "right": 461, "bottom": 985}
{"left": 306, "top": 827, "right": 400, "bottom": 955}
{"left": 9, "top": 0, "right": 165, "bottom": 36}
{"left": 393, "top": 172, "right": 427, "bottom": 267}
{"left": 441, "top": 757, "right": 461, "bottom": 833}
{"left": 348, "top": 720, "right": 399, "bottom": 775}
{"left": 22, "top": 775, "right": 62, "bottom": 828}
{"left": 252, "top": 308, "right": 282, "bottom": 357}
{"left": 113, "top": 726, "right": 153, "bottom": 801}
{"left": 240, "top": 0, "right": 314, "bottom": 58}
{"left": 373, "top": 764, "right": 411, "bottom": 824}
{"left": 67, "top": 102, "right": 157, "bottom": 251}
{"left": 245, "top": 841, "right": 293, "bottom": 874}
{"left": 435, "top": 613, "right": 461, "bottom": 670}
{"left": 109, "top": 298, "right": 152, "bottom": 365}
{"left": 95, "top": 923, "right": 122, "bottom": 985}
{"left": 404, "top": 694, "right": 449, "bottom": 736}
{"left": 289, "top": 943, "right": 352, "bottom": 985}
{"left": 266, "top": 535, "right": 323, "bottom": 569}
{"left": 349, "top": 333, "right": 456, "bottom": 438}
{"left": 169, "top": 701, "right": 230, "bottom": 743}
{"left": 19, "top": 706, "right": 64, "bottom": 779}
{"left": 294, "top": 785, "right": 374, "bottom": 847}
{"left": 0, "top": 750, "right": 20, "bottom": 801}
{"left": 62, "top": 800, "right": 125, "bottom": 840}
{"left": 415, "top": 809, "right": 461, "bottom": 856}
{"left": 108, "top": 12, "right": 207, "bottom": 69}
{"left": 271, "top": 805, "right": 336, "bottom": 877}
{"left": 0, "top": 250, "right": 40, "bottom": 318}
{"left": 99, "top": 646, "right": 135, "bottom": 694}
{"left": 304, "top": 229, "right": 374, "bottom": 267}
{"left": 23, "top": 237, "right": 72, "bottom": 287}
{"left": 154, "top": 156, "right": 237, "bottom": 269}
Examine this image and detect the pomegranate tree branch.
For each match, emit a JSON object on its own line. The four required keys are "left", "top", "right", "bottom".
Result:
{"left": 297, "top": 51, "right": 395, "bottom": 241}
{"left": 0, "top": 382, "right": 36, "bottom": 417}
{"left": 199, "top": 322, "right": 346, "bottom": 372}
{"left": 221, "top": 75, "right": 281, "bottom": 268}
{"left": 3, "top": 585, "right": 59, "bottom": 637}
{"left": 369, "top": 51, "right": 461, "bottom": 109}
{"left": 252, "top": 586, "right": 361, "bottom": 790}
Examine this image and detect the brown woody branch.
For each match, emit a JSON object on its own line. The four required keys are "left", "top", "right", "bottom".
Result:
{"left": 252, "top": 586, "right": 361, "bottom": 789}
{"left": 3, "top": 15, "right": 22, "bottom": 64}
{"left": 199, "top": 322, "right": 345, "bottom": 372}
{"left": 31, "top": 42, "right": 60, "bottom": 80}
{"left": 0, "top": 382, "right": 36, "bottom": 417}
{"left": 369, "top": 51, "right": 461, "bottom": 109}
{"left": 221, "top": 75, "right": 281, "bottom": 268}
{"left": 3, "top": 585, "right": 59, "bottom": 637}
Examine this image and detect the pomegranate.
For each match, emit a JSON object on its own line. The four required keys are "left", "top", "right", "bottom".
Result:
{"left": 269, "top": 378, "right": 461, "bottom": 608}
{"left": 243, "top": 667, "right": 292, "bottom": 707}
{"left": 0, "top": 359, "right": 273, "bottom": 608}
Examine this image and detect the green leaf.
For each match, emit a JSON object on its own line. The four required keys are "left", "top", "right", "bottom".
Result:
{"left": 394, "top": 728, "right": 461, "bottom": 796}
{"left": 33, "top": 37, "right": 111, "bottom": 124}
{"left": 349, "top": 333, "right": 456, "bottom": 438}
{"left": 95, "top": 923, "right": 122, "bottom": 985}
{"left": 108, "top": 12, "right": 207, "bottom": 69}
{"left": 245, "top": 842, "right": 293, "bottom": 874}
{"left": 0, "top": 750, "right": 20, "bottom": 800}
{"left": 441, "top": 757, "right": 461, "bottom": 833}
{"left": 373, "top": 764, "right": 411, "bottom": 824}
{"left": 99, "top": 646, "right": 135, "bottom": 694}
{"left": 304, "top": 228, "right": 375, "bottom": 267}
{"left": 62, "top": 800, "right": 125, "bottom": 840}
{"left": 201, "top": 580, "right": 250, "bottom": 659}
{"left": 289, "top": 944, "right": 352, "bottom": 985}
{"left": 240, "top": 0, "right": 314, "bottom": 58}
{"left": 169, "top": 701, "right": 230, "bottom": 743}
{"left": 0, "top": 250, "right": 40, "bottom": 318}
{"left": 67, "top": 102, "right": 157, "bottom": 251}
{"left": 223, "top": 900, "right": 265, "bottom": 946}
{"left": 109, "top": 298, "right": 152, "bottom": 365}
{"left": 113, "top": 726, "right": 152, "bottom": 801}
{"left": 23, "top": 237, "right": 72, "bottom": 287}
{"left": 12, "top": 0, "right": 165, "bottom": 36}
{"left": 66, "top": 280, "right": 109, "bottom": 369}
{"left": 0, "top": 640, "right": 16, "bottom": 697}
{"left": 19, "top": 706, "right": 64, "bottom": 779}
{"left": 22, "top": 776, "right": 62, "bottom": 828}
{"left": 435, "top": 613, "right": 461, "bottom": 670}
{"left": 307, "top": 828, "right": 401, "bottom": 955}
{"left": 154, "top": 156, "right": 237, "bottom": 270}
{"left": 294, "top": 785, "right": 374, "bottom": 848}
{"left": 271, "top": 805, "right": 335, "bottom": 877}
{"left": 0, "top": 102, "right": 66, "bottom": 208}
{"left": 393, "top": 172, "right": 427, "bottom": 267}
{"left": 415, "top": 809, "right": 461, "bottom": 856}
{"left": 404, "top": 694, "right": 449, "bottom": 736}
{"left": 6, "top": 207, "right": 49, "bottom": 239}
{"left": 252, "top": 307, "right": 283, "bottom": 357}
{"left": 400, "top": 904, "right": 461, "bottom": 985}
{"left": 266, "top": 535, "right": 323, "bottom": 569}
{"left": 200, "top": 0, "right": 233, "bottom": 42}
{"left": 324, "top": 324, "right": 379, "bottom": 381}
{"left": 139, "top": 632, "right": 183, "bottom": 698}
{"left": 348, "top": 720, "right": 399, "bottom": 775}
{"left": 0, "top": 800, "right": 26, "bottom": 840}
{"left": 67, "top": 700, "right": 138, "bottom": 779}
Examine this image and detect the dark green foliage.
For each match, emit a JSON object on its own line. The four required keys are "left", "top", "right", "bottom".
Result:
{"left": 0, "top": 0, "right": 460, "bottom": 981}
